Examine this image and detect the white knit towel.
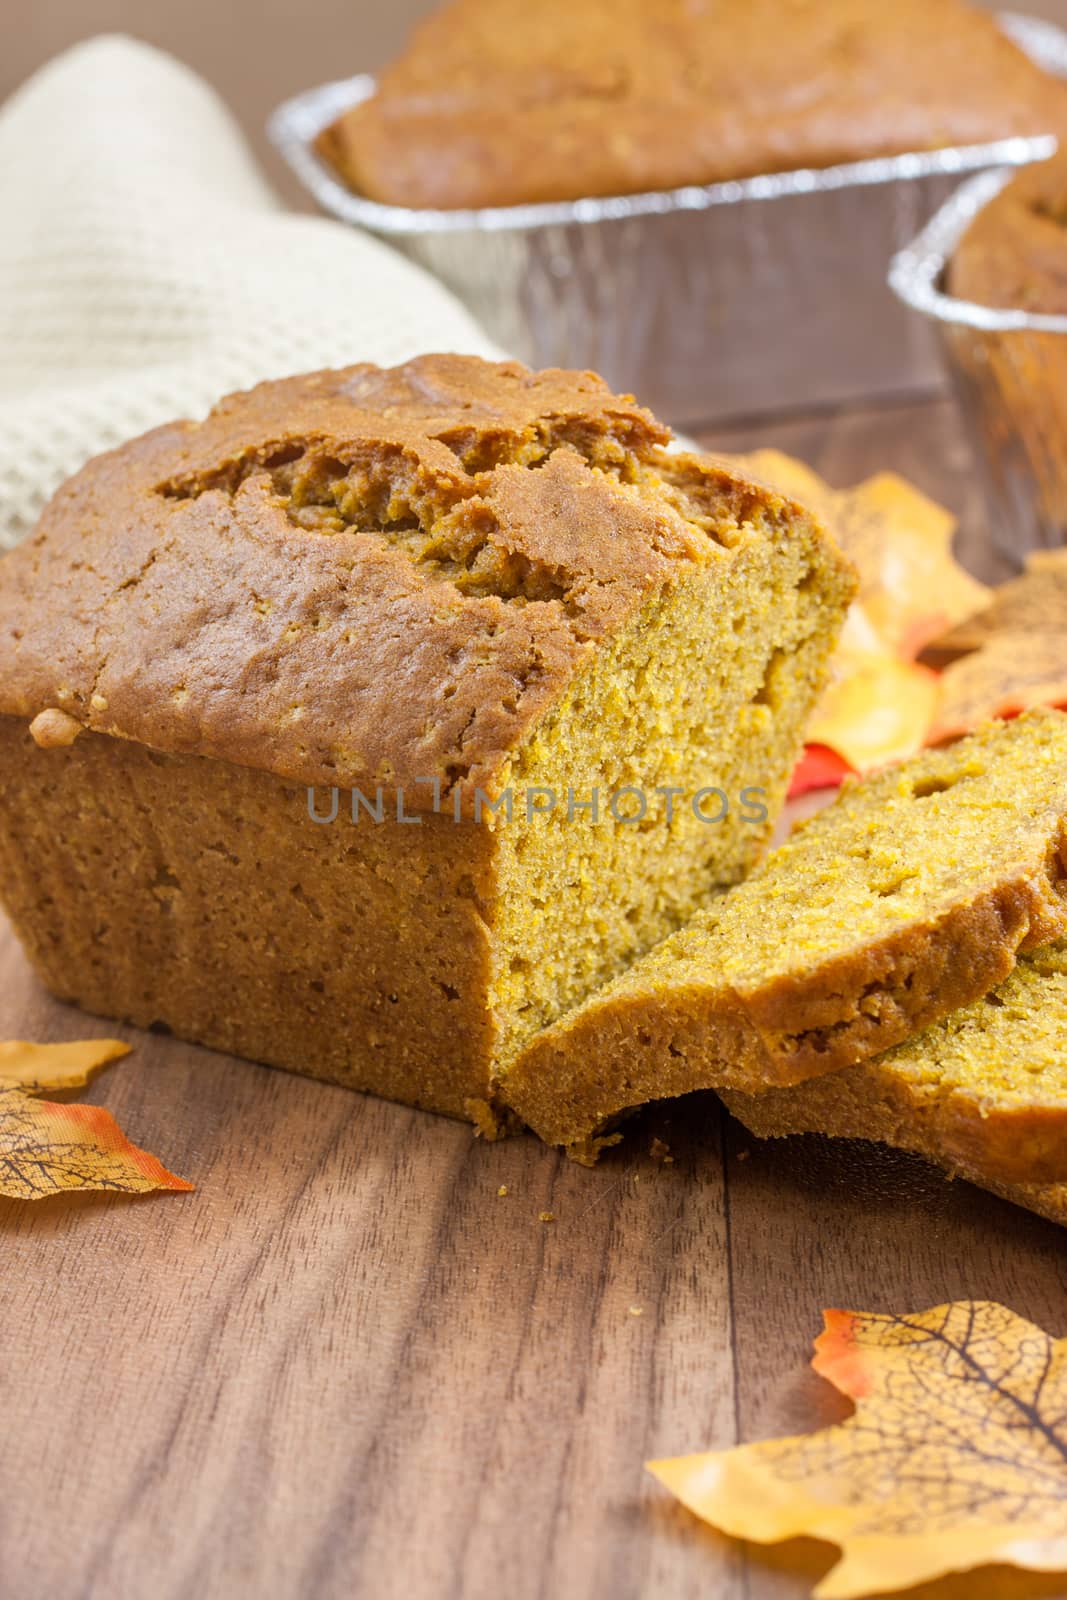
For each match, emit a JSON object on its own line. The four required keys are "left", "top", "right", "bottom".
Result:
{"left": 0, "top": 35, "right": 503, "bottom": 549}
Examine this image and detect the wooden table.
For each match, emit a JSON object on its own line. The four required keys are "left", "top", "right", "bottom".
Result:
{"left": 2, "top": 392, "right": 1065, "bottom": 1600}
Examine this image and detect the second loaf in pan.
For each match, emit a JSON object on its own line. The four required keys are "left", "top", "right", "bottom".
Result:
{"left": 950, "top": 150, "right": 1067, "bottom": 314}
{"left": 321, "top": 0, "right": 1067, "bottom": 210}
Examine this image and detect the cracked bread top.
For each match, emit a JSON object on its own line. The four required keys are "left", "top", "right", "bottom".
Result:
{"left": 0, "top": 354, "right": 835, "bottom": 807}
{"left": 320, "top": 0, "right": 1067, "bottom": 210}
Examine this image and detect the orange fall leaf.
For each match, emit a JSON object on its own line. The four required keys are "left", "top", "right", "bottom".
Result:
{"left": 929, "top": 632, "right": 1067, "bottom": 744}
{"left": 807, "top": 648, "right": 941, "bottom": 774}
{"left": 648, "top": 1300, "right": 1067, "bottom": 1600}
{"left": 0, "top": 1084, "right": 192, "bottom": 1200}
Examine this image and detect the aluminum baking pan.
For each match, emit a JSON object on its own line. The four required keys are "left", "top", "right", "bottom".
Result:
{"left": 269, "top": 11, "right": 1066, "bottom": 426}
{"left": 891, "top": 166, "right": 1067, "bottom": 565}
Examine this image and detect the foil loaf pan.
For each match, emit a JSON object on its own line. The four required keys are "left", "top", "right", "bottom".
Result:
{"left": 270, "top": 11, "right": 1067, "bottom": 427}
{"left": 890, "top": 166, "right": 1067, "bottom": 567}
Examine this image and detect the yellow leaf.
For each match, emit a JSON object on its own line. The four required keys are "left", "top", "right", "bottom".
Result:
{"left": 807, "top": 648, "right": 941, "bottom": 772}
{"left": 0, "top": 1037, "right": 130, "bottom": 1094}
{"left": 0, "top": 1086, "right": 192, "bottom": 1199}
{"left": 797, "top": 602, "right": 940, "bottom": 773}
{"left": 648, "top": 1301, "right": 1067, "bottom": 1600}
{"left": 827, "top": 472, "right": 988, "bottom": 660}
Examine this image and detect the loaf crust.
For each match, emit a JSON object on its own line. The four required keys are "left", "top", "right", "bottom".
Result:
{"left": 0, "top": 354, "right": 825, "bottom": 812}
{"left": 321, "top": 0, "right": 1067, "bottom": 210}
{"left": 0, "top": 721, "right": 501, "bottom": 1116}
{"left": 506, "top": 712, "right": 1067, "bottom": 1153}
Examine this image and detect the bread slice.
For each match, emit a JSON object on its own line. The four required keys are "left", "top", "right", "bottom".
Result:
{"left": 726, "top": 1098, "right": 1067, "bottom": 1232}
{"left": 505, "top": 711, "right": 1067, "bottom": 1154}
{"left": 958, "top": 1171, "right": 1067, "bottom": 1228}
{"left": 722, "top": 941, "right": 1067, "bottom": 1185}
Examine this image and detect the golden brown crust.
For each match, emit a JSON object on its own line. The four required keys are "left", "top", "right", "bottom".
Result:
{"left": 737, "top": 874, "right": 1067, "bottom": 1069}
{"left": 0, "top": 354, "right": 814, "bottom": 811}
{"left": 723, "top": 934, "right": 1067, "bottom": 1187}
{"left": 951, "top": 152, "right": 1067, "bottom": 313}
{"left": 321, "top": 0, "right": 1067, "bottom": 210}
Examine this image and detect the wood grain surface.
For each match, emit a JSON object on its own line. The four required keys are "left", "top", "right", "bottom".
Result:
{"left": 2, "top": 392, "right": 1065, "bottom": 1600}
{"left": 6, "top": 4, "right": 1067, "bottom": 1587}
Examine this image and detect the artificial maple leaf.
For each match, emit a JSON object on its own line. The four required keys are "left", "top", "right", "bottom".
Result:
{"left": 0, "top": 1037, "right": 130, "bottom": 1093}
{"left": 806, "top": 610, "right": 941, "bottom": 773}
{"left": 0, "top": 1086, "right": 192, "bottom": 1199}
{"left": 918, "top": 548, "right": 1067, "bottom": 742}
{"left": 648, "top": 1301, "right": 1067, "bottom": 1600}
{"left": 788, "top": 744, "right": 855, "bottom": 799}
{"left": 923, "top": 547, "right": 1067, "bottom": 666}
{"left": 930, "top": 632, "right": 1067, "bottom": 743}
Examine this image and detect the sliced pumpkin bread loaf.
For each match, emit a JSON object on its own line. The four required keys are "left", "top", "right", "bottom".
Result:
{"left": 722, "top": 940, "right": 1067, "bottom": 1186}
{"left": 505, "top": 711, "right": 1067, "bottom": 1155}
{"left": 0, "top": 355, "right": 853, "bottom": 1126}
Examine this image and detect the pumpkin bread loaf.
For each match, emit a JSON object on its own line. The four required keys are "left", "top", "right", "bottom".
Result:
{"left": 723, "top": 940, "right": 1067, "bottom": 1187}
{"left": 0, "top": 355, "right": 853, "bottom": 1128}
{"left": 506, "top": 711, "right": 1067, "bottom": 1155}
{"left": 320, "top": 0, "right": 1067, "bottom": 210}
